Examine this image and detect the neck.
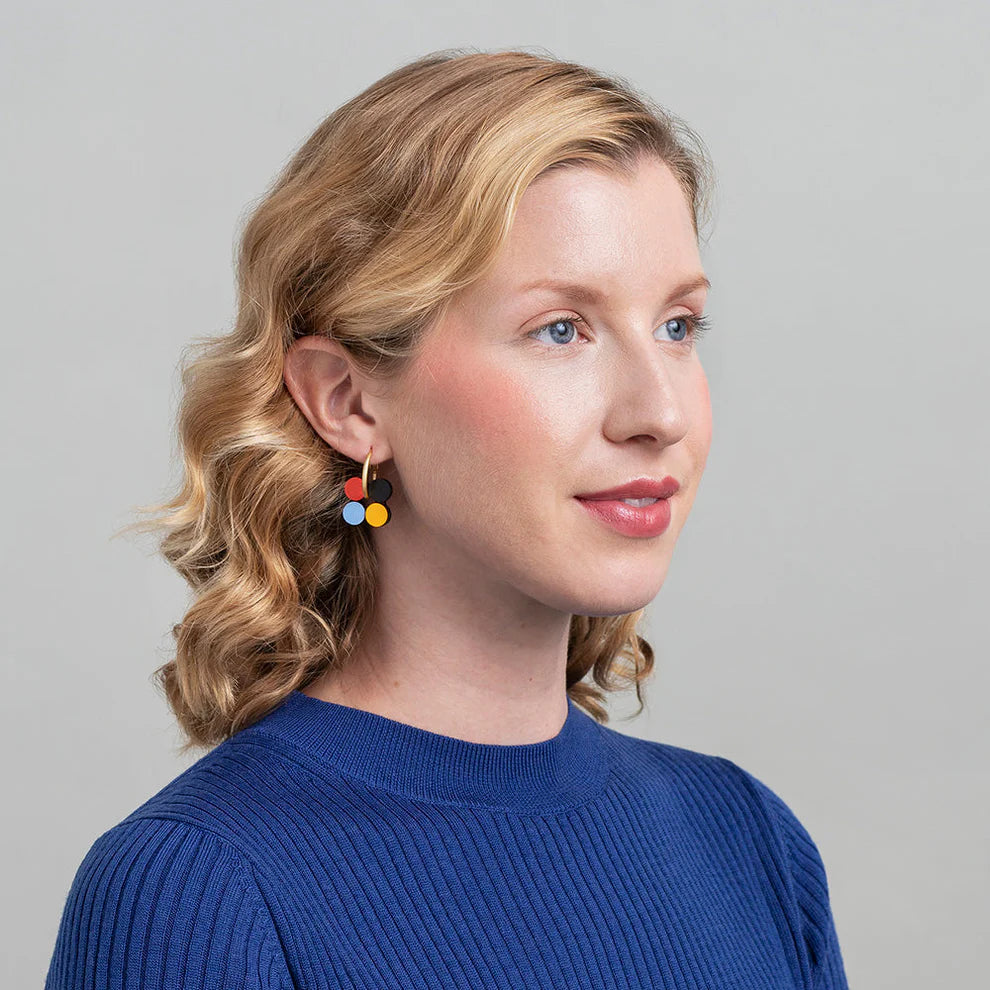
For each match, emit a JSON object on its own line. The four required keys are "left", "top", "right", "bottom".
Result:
{"left": 301, "top": 627, "right": 571, "bottom": 746}
{"left": 307, "top": 512, "right": 583, "bottom": 745}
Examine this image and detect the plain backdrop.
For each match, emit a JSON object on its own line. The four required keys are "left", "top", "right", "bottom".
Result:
{"left": 3, "top": 2, "right": 988, "bottom": 987}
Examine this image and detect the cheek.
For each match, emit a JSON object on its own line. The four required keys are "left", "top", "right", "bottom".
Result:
{"left": 414, "top": 351, "right": 544, "bottom": 489}
{"left": 422, "top": 341, "right": 530, "bottom": 435}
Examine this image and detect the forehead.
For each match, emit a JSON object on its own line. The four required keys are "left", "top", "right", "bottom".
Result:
{"left": 482, "top": 157, "right": 702, "bottom": 299}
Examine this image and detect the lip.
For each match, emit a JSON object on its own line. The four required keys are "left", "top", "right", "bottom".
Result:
{"left": 574, "top": 494, "right": 673, "bottom": 538}
{"left": 574, "top": 476, "right": 680, "bottom": 500}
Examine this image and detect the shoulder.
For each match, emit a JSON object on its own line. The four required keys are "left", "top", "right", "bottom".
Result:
{"left": 601, "top": 727, "right": 847, "bottom": 985}
{"left": 598, "top": 720, "right": 739, "bottom": 791}
{"left": 59, "top": 816, "right": 261, "bottom": 905}
{"left": 114, "top": 730, "right": 316, "bottom": 849}
{"left": 709, "top": 755, "right": 835, "bottom": 910}
{"left": 45, "top": 816, "right": 293, "bottom": 989}
{"left": 715, "top": 756, "right": 849, "bottom": 986}
{"left": 610, "top": 727, "right": 832, "bottom": 891}
{"left": 602, "top": 723, "right": 816, "bottom": 834}
{"left": 95, "top": 728, "right": 382, "bottom": 877}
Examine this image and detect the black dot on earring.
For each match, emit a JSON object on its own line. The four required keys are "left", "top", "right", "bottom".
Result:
{"left": 369, "top": 478, "right": 392, "bottom": 502}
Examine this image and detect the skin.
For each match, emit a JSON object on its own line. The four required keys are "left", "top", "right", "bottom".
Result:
{"left": 282, "top": 153, "right": 712, "bottom": 744}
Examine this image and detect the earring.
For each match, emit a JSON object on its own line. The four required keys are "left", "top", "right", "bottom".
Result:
{"left": 342, "top": 446, "right": 392, "bottom": 527}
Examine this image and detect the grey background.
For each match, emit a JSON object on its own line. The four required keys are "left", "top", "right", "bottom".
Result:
{"left": 4, "top": 2, "right": 987, "bottom": 987}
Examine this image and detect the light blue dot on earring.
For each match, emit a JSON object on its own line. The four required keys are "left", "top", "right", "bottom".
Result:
{"left": 342, "top": 501, "right": 366, "bottom": 525}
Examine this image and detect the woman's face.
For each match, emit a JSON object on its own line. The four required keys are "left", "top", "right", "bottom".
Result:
{"left": 382, "top": 153, "right": 712, "bottom": 617}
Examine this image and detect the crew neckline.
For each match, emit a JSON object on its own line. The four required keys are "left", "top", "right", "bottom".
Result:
{"left": 246, "top": 689, "right": 610, "bottom": 813}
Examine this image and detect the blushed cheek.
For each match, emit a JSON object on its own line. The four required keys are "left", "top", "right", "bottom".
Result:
{"left": 418, "top": 352, "right": 538, "bottom": 467}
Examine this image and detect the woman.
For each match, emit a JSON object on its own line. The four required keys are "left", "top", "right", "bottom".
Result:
{"left": 46, "top": 48, "right": 849, "bottom": 989}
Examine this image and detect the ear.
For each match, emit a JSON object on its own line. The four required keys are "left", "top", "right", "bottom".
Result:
{"left": 282, "top": 335, "right": 395, "bottom": 464}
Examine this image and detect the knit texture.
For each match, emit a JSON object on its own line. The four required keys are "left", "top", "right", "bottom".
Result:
{"left": 45, "top": 690, "right": 849, "bottom": 989}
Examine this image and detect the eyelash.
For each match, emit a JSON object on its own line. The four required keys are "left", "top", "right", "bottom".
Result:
{"left": 528, "top": 313, "right": 712, "bottom": 350}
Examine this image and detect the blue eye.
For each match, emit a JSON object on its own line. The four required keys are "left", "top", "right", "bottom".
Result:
{"left": 531, "top": 317, "right": 584, "bottom": 346}
{"left": 529, "top": 313, "right": 712, "bottom": 348}
{"left": 661, "top": 315, "right": 712, "bottom": 344}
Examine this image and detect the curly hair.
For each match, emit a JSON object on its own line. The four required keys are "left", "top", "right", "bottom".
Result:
{"left": 115, "top": 46, "right": 717, "bottom": 754}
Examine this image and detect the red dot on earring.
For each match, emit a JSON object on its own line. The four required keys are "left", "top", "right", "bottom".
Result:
{"left": 344, "top": 476, "right": 366, "bottom": 501}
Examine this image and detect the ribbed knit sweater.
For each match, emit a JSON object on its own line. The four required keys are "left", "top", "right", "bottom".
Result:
{"left": 45, "top": 690, "right": 849, "bottom": 989}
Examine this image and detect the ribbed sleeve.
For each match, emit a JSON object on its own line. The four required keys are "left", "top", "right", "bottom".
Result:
{"left": 44, "top": 817, "right": 293, "bottom": 990}
{"left": 721, "top": 759, "right": 850, "bottom": 990}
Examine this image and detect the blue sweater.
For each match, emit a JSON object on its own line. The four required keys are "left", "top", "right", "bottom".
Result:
{"left": 46, "top": 690, "right": 849, "bottom": 989}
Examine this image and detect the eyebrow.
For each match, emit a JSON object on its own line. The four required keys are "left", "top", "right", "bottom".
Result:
{"left": 518, "top": 273, "right": 711, "bottom": 305}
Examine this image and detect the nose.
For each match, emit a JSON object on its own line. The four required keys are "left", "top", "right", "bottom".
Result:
{"left": 602, "top": 333, "right": 690, "bottom": 446}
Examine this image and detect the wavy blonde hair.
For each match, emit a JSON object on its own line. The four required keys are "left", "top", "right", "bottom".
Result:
{"left": 117, "top": 46, "right": 716, "bottom": 754}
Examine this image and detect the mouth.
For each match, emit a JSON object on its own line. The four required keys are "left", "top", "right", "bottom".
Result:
{"left": 576, "top": 495, "right": 662, "bottom": 507}
{"left": 574, "top": 476, "right": 680, "bottom": 501}
{"left": 573, "top": 493, "right": 673, "bottom": 537}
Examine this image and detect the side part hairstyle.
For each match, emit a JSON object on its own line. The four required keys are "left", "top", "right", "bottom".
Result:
{"left": 117, "top": 46, "right": 717, "bottom": 753}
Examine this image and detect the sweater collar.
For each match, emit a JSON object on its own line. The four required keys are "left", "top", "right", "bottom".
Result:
{"left": 247, "top": 689, "right": 610, "bottom": 813}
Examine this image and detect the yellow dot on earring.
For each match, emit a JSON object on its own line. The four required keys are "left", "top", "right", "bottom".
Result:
{"left": 365, "top": 502, "right": 390, "bottom": 527}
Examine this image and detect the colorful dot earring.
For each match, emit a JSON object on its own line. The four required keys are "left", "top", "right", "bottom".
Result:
{"left": 341, "top": 446, "right": 393, "bottom": 527}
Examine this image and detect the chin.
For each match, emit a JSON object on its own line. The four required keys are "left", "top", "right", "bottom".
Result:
{"left": 579, "top": 595, "right": 658, "bottom": 618}
{"left": 565, "top": 578, "right": 664, "bottom": 617}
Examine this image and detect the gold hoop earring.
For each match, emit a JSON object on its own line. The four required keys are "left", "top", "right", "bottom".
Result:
{"left": 342, "top": 446, "right": 392, "bottom": 527}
